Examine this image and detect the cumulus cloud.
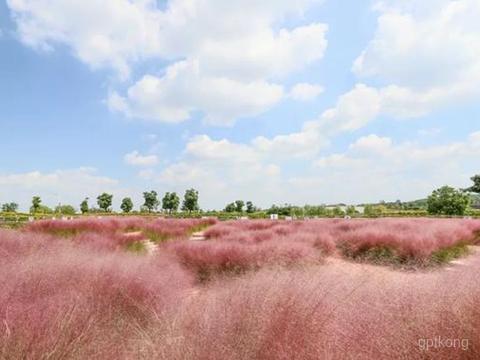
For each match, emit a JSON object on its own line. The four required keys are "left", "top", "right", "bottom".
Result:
{"left": 351, "top": 0, "right": 480, "bottom": 117}
{"left": 0, "top": 168, "right": 132, "bottom": 211}
{"left": 7, "top": 0, "right": 164, "bottom": 79}
{"left": 8, "top": 0, "right": 328, "bottom": 125}
{"left": 109, "top": 60, "right": 284, "bottom": 125}
{"left": 150, "top": 130, "right": 480, "bottom": 207}
{"left": 124, "top": 150, "right": 158, "bottom": 167}
{"left": 289, "top": 83, "right": 324, "bottom": 101}
{"left": 348, "top": 134, "right": 392, "bottom": 154}
{"left": 309, "top": 131, "right": 480, "bottom": 203}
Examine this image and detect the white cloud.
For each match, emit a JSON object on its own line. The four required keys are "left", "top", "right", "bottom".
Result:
{"left": 7, "top": 0, "right": 164, "bottom": 79}
{"left": 351, "top": 0, "right": 480, "bottom": 116}
{"left": 313, "top": 84, "right": 382, "bottom": 133}
{"left": 252, "top": 128, "right": 326, "bottom": 159}
{"left": 152, "top": 135, "right": 286, "bottom": 208}
{"left": 152, "top": 130, "right": 480, "bottom": 207}
{"left": 309, "top": 131, "right": 480, "bottom": 203}
{"left": 185, "top": 135, "right": 259, "bottom": 164}
{"left": 349, "top": 134, "right": 392, "bottom": 154}
{"left": 124, "top": 150, "right": 158, "bottom": 167}
{"left": 0, "top": 168, "right": 132, "bottom": 211}
{"left": 289, "top": 83, "right": 324, "bottom": 101}
{"left": 9, "top": 0, "right": 328, "bottom": 125}
{"left": 109, "top": 60, "right": 284, "bottom": 125}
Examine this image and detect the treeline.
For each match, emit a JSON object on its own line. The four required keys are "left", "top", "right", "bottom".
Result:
{"left": 2, "top": 174, "right": 480, "bottom": 218}
{"left": 2, "top": 189, "right": 200, "bottom": 216}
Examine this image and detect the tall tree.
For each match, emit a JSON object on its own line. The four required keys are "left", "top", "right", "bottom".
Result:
{"left": 162, "top": 192, "right": 180, "bottom": 213}
{"left": 427, "top": 186, "right": 470, "bottom": 216}
{"left": 55, "top": 204, "right": 76, "bottom": 215}
{"left": 1, "top": 202, "right": 18, "bottom": 213}
{"left": 30, "top": 196, "right": 42, "bottom": 214}
{"left": 143, "top": 191, "right": 159, "bottom": 212}
{"left": 235, "top": 200, "right": 245, "bottom": 213}
{"left": 246, "top": 201, "right": 255, "bottom": 213}
{"left": 182, "top": 188, "right": 199, "bottom": 212}
{"left": 224, "top": 202, "right": 236, "bottom": 213}
{"left": 97, "top": 193, "right": 113, "bottom": 212}
{"left": 120, "top": 197, "right": 134, "bottom": 213}
{"left": 466, "top": 174, "right": 480, "bottom": 193}
{"left": 80, "top": 198, "right": 89, "bottom": 214}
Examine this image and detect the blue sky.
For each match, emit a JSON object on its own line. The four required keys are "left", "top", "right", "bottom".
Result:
{"left": 0, "top": 0, "right": 479, "bottom": 211}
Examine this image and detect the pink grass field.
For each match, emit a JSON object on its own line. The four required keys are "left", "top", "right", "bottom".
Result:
{"left": 1, "top": 217, "right": 480, "bottom": 359}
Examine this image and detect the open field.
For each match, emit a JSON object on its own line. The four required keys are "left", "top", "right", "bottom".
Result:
{"left": 1, "top": 217, "right": 480, "bottom": 359}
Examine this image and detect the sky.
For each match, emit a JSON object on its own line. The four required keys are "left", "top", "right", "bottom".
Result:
{"left": 0, "top": 0, "right": 479, "bottom": 211}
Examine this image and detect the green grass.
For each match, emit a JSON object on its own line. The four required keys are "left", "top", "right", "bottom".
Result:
{"left": 141, "top": 230, "right": 171, "bottom": 244}
{"left": 342, "top": 245, "right": 406, "bottom": 266}
{"left": 45, "top": 229, "right": 82, "bottom": 238}
{"left": 125, "top": 241, "right": 147, "bottom": 254}
{"left": 431, "top": 243, "right": 470, "bottom": 265}
{"left": 188, "top": 223, "right": 212, "bottom": 235}
{"left": 341, "top": 242, "right": 472, "bottom": 269}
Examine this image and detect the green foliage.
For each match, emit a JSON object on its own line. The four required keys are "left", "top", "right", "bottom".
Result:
{"left": 97, "top": 193, "right": 113, "bottom": 212}
{"left": 80, "top": 198, "right": 89, "bottom": 214}
{"left": 125, "top": 241, "right": 146, "bottom": 254}
{"left": 35, "top": 205, "right": 54, "bottom": 214}
{"left": 246, "top": 201, "right": 256, "bottom": 213}
{"left": 1, "top": 202, "right": 18, "bottom": 213}
{"left": 120, "top": 197, "right": 134, "bottom": 213}
{"left": 267, "top": 204, "right": 294, "bottom": 216}
{"left": 162, "top": 192, "right": 180, "bottom": 213}
{"left": 182, "top": 188, "right": 199, "bottom": 212}
{"left": 465, "top": 174, "right": 480, "bottom": 194}
{"left": 143, "top": 190, "right": 159, "bottom": 212}
{"left": 303, "top": 205, "right": 327, "bottom": 217}
{"left": 54, "top": 204, "right": 76, "bottom": 215}
{"left": 364, "top": 205, "right": 387, "bottom": 217}
{"left": 224, "top": 202, "right": 236, "bottom": 213}
{"left": 30, "top": 196, "right": 42, "bottom": 214}
{"left": 431, "top": 244, "right": 470, "bottom": 264}
{"left": 234, "top": 200, "right": 245, "bottom": 213}
{"left": 427, "top": 186, "right": 470, "bottom": 216}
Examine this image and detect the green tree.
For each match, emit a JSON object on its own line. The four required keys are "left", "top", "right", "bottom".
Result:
{"left": 80, "top": 198, "right": 89, "bottom": 214}
{"left": 427, "top": 186, "right": 470, "bottom": 216}
{"left": 1, "top": 202, "right": 18, "bottom": 213}
{"left": 97, "top": 193, "right": 113, "bottom": 212}
{"left": 30, "top": 196, "right": 42, "bottom": 214}
{"left": 224, "top": 202, "right": 236, "bottom": 212}
{"left": 466, "top": 175, "right": 480, "bottom": 194}
{"left": 162, "top": 192, "right": 180, "bottom": 213}
{"left": 182, "top": 188, "right": 199, "bottom": 212}
{"left": 346, "top": 206, "right": 357, "bottom": 216}
{"left": 39, "top": 205, "right": 54, "bottom": 214}
{"left": 55, "top": 204, "right": 76, "bottom": 215}
{"left": 120, "top": 197, "right": 134, "bottom": 213}
{"left": 234, "top": 200, "right": 245, "bottom": 213}
{"left": 143, "top": 190, "right": 159, "bottom": 212}
{"left": 246, "top": 201, "right": 255, "bottom": 213}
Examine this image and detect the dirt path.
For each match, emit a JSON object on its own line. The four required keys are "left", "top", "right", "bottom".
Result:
{"left": 124, "top": 231, "right": 158, "bottom": 255}
{"left": 444, "top": 245, "right": 480, "bottom": 271}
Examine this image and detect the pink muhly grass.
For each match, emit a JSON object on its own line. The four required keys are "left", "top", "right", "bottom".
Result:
{"left": 144, "top": 260, "right": 480, "bottom": 359}
{"left": 205, "top": 218, "right": 480, "bottom": 265}
{"left": 164, "top": 239, "right": 321, "bottom": 281}
{"left": 0, "top": 230, "right": 194, "bottom": 359}
{"left": 25, "top": 217, "right": 217, "bottom": 248}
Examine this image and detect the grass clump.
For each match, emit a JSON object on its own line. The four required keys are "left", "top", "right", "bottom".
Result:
{"left": 431, "top": 243, "right": 470, "bottom": 264}
{"left": 125, "top": 241, "right": 147, "bottom": 254}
